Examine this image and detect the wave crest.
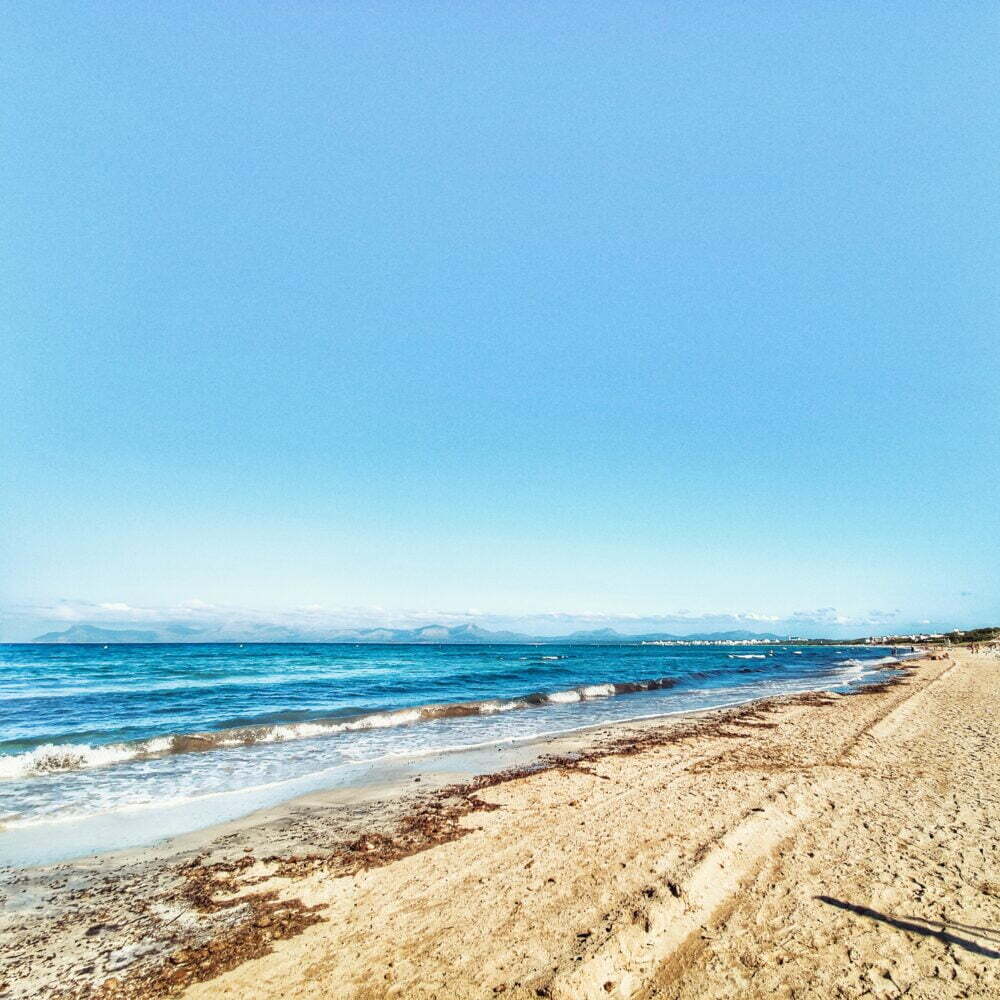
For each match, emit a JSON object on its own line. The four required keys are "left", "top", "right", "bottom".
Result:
{"left": 0, "top": 742, "right": 143, "bottom": 780}
{"left": 836, "top": 656, "right": 900, "bottom": 668}
{"left": 0, "top": 676, "right": 681, "bottom": 780}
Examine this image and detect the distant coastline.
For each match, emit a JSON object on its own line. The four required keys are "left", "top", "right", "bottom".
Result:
{"left": 25, "top": 623, "right": 796, "bottom": 645}
{"left": 26, "top": 622, "right": 996, "bottom": 646}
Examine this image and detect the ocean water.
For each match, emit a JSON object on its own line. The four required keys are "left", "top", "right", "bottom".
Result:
{"left": 0, "top": 642, "right": 911, "bottom": 865}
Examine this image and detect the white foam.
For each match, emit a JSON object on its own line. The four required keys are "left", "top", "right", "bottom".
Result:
{"left": 0, "top": 715, "right": 442, "bottom": 781}
{"left": 0, "top": 732, "right": 182, "bottom": 780}
{"left": 253, "top": 708, "right": 425, "bottom": 744}
{"left": 836, "top": 656, "right": 899, "bottom": 668}
{"left": 476, "top": 700, "right": 523, "bottom": 714}
{"left": 546, "top": 689, "right": 582, "bottom": 703}
{"left": 579, "top": 684, "right": 616, "bottom": 698}
{"left": 729, "top": 654, "right": 766, "bottom": 659}
{"left": 0, "top": 743, "right": 139, "bottom": 780}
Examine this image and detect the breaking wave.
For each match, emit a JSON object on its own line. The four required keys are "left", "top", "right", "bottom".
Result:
{"left": 0, "top": 738, "right": 172, "bottom": 781}
{"left": 0, "top": 675, "right": 680, "bottom": 781}
{"left": 836, "top": 655, "right": 901, "bottom": 668}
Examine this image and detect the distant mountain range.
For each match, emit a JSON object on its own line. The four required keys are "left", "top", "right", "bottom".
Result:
{"left": 32, "top": 624, "right": 163, "bottom": 644}
{"left": 31, "top": 623, "right": 789, "bottom": 644}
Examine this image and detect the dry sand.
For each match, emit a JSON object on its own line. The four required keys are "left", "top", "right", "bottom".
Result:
{"left": 4, "top": 649, "right": 997, "bottom": 999}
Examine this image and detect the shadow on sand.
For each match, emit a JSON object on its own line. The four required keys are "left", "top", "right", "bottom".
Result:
{"left": 815, "top": 896, "right": 1000, "bottom": 960}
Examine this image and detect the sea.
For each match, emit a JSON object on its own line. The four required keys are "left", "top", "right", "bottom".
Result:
{"left": 0, "top": 642, "right": 914, "bottom": 867}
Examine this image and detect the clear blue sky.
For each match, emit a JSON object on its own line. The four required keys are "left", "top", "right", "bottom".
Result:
{"left": 3, "top": 3, "right": 998, "bottom": 640}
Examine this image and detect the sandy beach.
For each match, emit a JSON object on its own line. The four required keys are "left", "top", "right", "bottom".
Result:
{"left": 3, "top": 649, "right": 997, "bottom": 999}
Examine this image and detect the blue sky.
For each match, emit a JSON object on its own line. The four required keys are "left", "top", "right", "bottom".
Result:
{"left": 3, "top": 3, "right": 998, "bottom": 641}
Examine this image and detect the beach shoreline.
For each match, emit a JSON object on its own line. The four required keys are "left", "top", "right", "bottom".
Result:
{"left": 1, "top": 682, "right": 844, "bottom": 872}
{"left": 0, "top": 644, "right": 915, "bottom": 870}
{"left": 3, "top": 649, "right": 997, "bottom": 999}
{"left": 0, "top": 642, "right": 908, "bottom": 859}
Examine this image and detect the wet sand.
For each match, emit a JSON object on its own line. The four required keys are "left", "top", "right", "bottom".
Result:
{"left": 3, "top": 649, "right": 997, "bottom": 999}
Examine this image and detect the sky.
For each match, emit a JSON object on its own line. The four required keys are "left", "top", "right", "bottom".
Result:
{"left": 2, "top": 3, "right": 999, "bottom": 641}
